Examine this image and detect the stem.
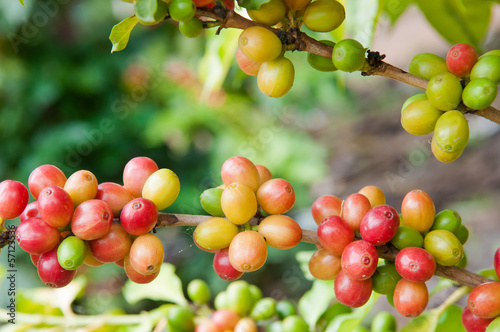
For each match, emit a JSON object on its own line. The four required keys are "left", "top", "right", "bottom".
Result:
{"left": 195, "top": 8, "right": 500, "bottom": 125}
{"left": 435, "top": 286, "right": 469, "bottom": 316}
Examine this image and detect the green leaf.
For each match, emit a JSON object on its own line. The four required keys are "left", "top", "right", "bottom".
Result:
{"left": 295, "top": 250, "right": 315, "bottom": 281}
{"left": 401, "top": 309, "right": 440, "bottom": 332}
{"left": 381, "top": 0, "right": 411, "bottom": 24}
{"left": 19, "top": 0, "right": 25, "bottom": 6}
{"left": 298, "top": 279, "right": 335, "bottom": 329}
{"left": 325, "top": 293, "right": 381, "bottom": 332}
{"left": 344, "top": 0, "right": 381, "bottom": 46}
{"left": 134, "top": 0, "right": 158, "bottom": 24}
{"left": 436, "top": 305, "right": 466, "bottom": 332}
{"left": 109, "top": 16, "right": 139, "bottom": 53}
{"left": 123, "top": 263, "right": 188, "bottom": 306}
{"left": 415, "top": 0, "right": 491, "bottom": 50}
{"left": 237, "top": 0, "right": 271, "bottom": 10}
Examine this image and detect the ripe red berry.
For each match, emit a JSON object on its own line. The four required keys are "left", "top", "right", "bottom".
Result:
{"left": 334, "top": 270, "right": 372, "bottom": 308}
{"left": 0, "top": 180, "right": 29, "bottom": 220}
{"left": 341, "top": 193, "right": 371, "bottom": 232}
{"left": 468, "top": 282, "right": 500, "bottom": 319}
{"left": 124, "top": 255, "right": 159, "bottom": 284}
{"left": 341, "top": 240, "right": 378, "bottom": 280}
{"left": 213, "top": 247, "right": 243, "bottom": 281}
{"left": 461, "top": 305, "right": 494, "bottom": 332}
{"left": 446, "top": 43, "right": 478, "bottom": 77}
{"left": 228, "top": 230, "right": 267, "bottom": 273}
{"left": 38, "top": 186, "right": 74, "bottom": 228}
{"left": 20, "top": 201, "right": 41, "bottom": 223}
{"left": 96, "top": 182, "right": 134, "bottom": 217}
{"left": 212, "top": 309, "right": 240, "bottom": 331}
{"left": 28, "top": 164, "right": 67, "bottom": 200}
{"left": 317, "top": 216, "right": 354, "bottom": 256}
{"left": 37, "top": 246, "right": 76, "bottom": 288}
{"left": 393, "top": 279, "right": 428, "bottom": 318}
{"left": 123, "top": 156, "right": 159, "bottom": 198}
{"left": 308, "top": 248, "right": 342, "bottom": 280}
{"left": 311, "top": 195, "right": 342, "bottom": 225}
{"left": 71, "top": 199, "right": 113, "bottom": 240}
{"left": 16, "top": 218, "right": 60, "bottom": 255}
{"left": 257, "top": 215, "right": 302, "bottom": 250}
{"left": 256, "top": 178, "right": 295, "bottom": 215}
{"left": 359, "top": 205, "right": 400, "bottom": 245}
{"left": 120, "top": 197, "right": 159, "bottom": 235}
{"left": 89, "top": 223, "right": 132, "bottom": 263}
{"left": 395, "top": 247, "right": 436, "bottom": 283}
{"left": 221, "top": 156, "right": 260, "bottom": 192}
{"left": 494, "top": 247, "right": 500, "bottom": 280}
{"left": 129, "top": 234, "right": 164, "bottom": 275}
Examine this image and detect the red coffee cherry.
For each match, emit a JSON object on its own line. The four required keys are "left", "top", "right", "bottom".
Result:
{"left": 37, "top": 246, "right": 76, "bottom": 288}
{"left": 16, "top": 218, "right": 60, "bottom": 255}
{"left": 461, "top": 305, "right": 494, "bottom": 332}
{"left": 317, "top": 216, "right": 354, "bottom": 256}
{"left": 341, "top": 193, "right": 372, "bottom": 232}
{"left": 395, "top": 247, "right": 436, "bottom": 283}
{"left": 446, "top": 43, "right": 478, "bottom": 77}
{"left": 311, "top": 195, "right": 342, "bottom": 225}
{"left": 213, "top": 247, "right": 244, "bottom": 281}
{"left": 308, "top": 248, "right": 342, "bottom": 281}
{"left": 334, "top": 270, "right": 372, "bottom": 308}
{"left": 38, "top": 186, "right": 74, "bottom": 228}
{"left": 393, "top": 279, "right": 428, "bottom": 318}
{"left": 0, "top": 180, "right": 29, "bottom": 220}
{"left": 341, "top": 240, "right": 378, "bottom": 281}
{"left": 359, "top": 205, "right": 400, "bottom": 245}
{"left": 120, "top": 197, "right": 159, "bottom": 236}
{"left": 468, "top": 282, "right": 500, "bottom": 319}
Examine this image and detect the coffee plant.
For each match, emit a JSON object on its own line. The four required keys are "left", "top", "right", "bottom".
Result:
{"left": 1, "top": 0, "right": 500, "bottom": 331}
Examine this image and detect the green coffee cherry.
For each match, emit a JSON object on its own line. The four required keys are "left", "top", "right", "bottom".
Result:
{"left": 187, "top": 279, "right": 210, "bottom": 305}
{"left": 332, "top": 39, "right": 366, "bottom": 72}
{"left": 307, "top": 40, "right": 337, "bottom": 72}
{"left": 371, "top": 311, "right": 397, "bottom": 332}
{"left": 426, "top": 73, "right": 463, "bottom": 111}
{"left": 226, "top": 281, "right": 253, "bottom": 316}
{"left": 179, "top": 18, "right": 204, "bottom": 39}
{"left": 167, "top": 306, "right": 195, "bottom": 332}
{"left": 57, "top": 236, "right": 86, "bottom": 270}
{"left": 249, "top": 297, "right": 277, "bottom": 321}
{"left": 409, "top": 53, "right": 448, "bottom": 80}
{"left": 282, "top": 315, "right": 309, "bottom": 332}
{"left": 470, "top": 55, "right": 500, "bottom": 84}
{"left": 433, "top": 111, "right": 469, "bottom": 154}
{"left": 424, "top": 230, "right": 464, "bottom": 266}
{"left": 372, "top": 262, "right": 402, "bottom": 295}
{"left": 462, "top": 78, "right": 498, "bottom": 110}
{"left": 400, "top": 99, "right": 443, "bottom": 135}
{"left": 454, "top": 224, "right": 469, "bottom": 245}
{"left": 391, "top": 226, "right": 424, "bottom": 250}
{"left": 401, "top": 93, "right": 427, "bottom": 114}
{"left": 200, "top": 188, "right": 225, "bottom": 217}
{"left": 276, "top": 300, "right": 297, "bottom": 320}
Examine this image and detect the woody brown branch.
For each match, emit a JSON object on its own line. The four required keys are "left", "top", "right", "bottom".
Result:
{"left": 196, "top": 8, "right": 500, "bottom": 125}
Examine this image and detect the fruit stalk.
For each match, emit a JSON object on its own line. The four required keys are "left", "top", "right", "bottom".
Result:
{"left": 195, "top": 8, "right": 500, "bottom": 125}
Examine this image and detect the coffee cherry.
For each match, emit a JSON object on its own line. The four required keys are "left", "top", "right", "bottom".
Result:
{"left": 89, "top": 223, "right": 132, "bottom": 263}
{"left": 142, "top": 168, "right": 180, "bottom": 210}
{"left": 283, "top": 0, "right": 310, "bottom": 11}
{"left": 250, "top": 297, "right": 277, "bottom": 321}
{"left": 341, "top": 240, "right": 378, "bottom": 280}
{"left": 303, "top": 0, "right": 345, "bottom": 32}
{"left": 461, "top": 306, "right": 494, "bottom": 332}
{"left": 372, "top": 262, "right": 402, "bottom": 295}
{"left": 124, "top": 254, "right": 159, "bottom": 284}
{"left": 236, "top": 48, "right": 262, "bottom": 77}
{"left": 247, "top": 0, "right": 286, "bottom": 26}
{"left": 64, "top": 170, "right": 98, "bottom": 207}
{"left": 426, "top": 72, "right": 463, "bottom": 111}
{"left": 16, "top": 218, "right": 60, "bottom": 255}
{"left": 71, "top": 199, "right": 113, "bottom": 240}
{"left": 194, "top": 217, "right": 238, "bottom": 250}
{"left": 308, "top": 248, "right": 342, "bottom": 280}
{"left": 228, "top": 231, "right": 267, "bottom": 273}
{"left": 135, "top": 0, "right": 168, "bottom": 25}
{"left": 56, "top": 236, "right": 86, "bottom": 270}
{"left": 257, "top": 215, "right": 302, "bottom": 249}
{"left": 462, "top": 78, "right": 498, "bottom": 110}
{"left": 258, "top": 56, "right": 295, "bottom": 98}
{"left": 390, "top": 226, "right": 424, "bottom": 250}
{"left": 470, "top": 55, "right": 500, "bottom": 84}
{"left": 169, "top": 0, "right": 196, "bottom": 22}
{"left": 226, "top": 281, "right": 254, "bottom": 316}
{"left": 282, "top": 315, "right": 309, "bottom": 332}
{"left": 446, "top": 43, "right": 478, "bottom": 77}
{"left": 401, "top": 93, "right": 428, "bottom": 113}
{"left": 311, "top": 195, "right": 342, "bottom": 225}
{"left": 256, "top": 164, "right": 272, "bottom": 184}
{"left": 487, "top": 316, "right": 500, "bottom": 332}
{"left": 424, "top": 229, "right": 463, "bottom": 266}
{"left": 20, "top": 201, "right": 41, "bottom": 223}
{"left": 96, "top": 182, "right": 134, "bottom": 217}
{"left": 213, "top": 247, "right": 244, "bottom": 281}
{"left": 221, "top": 183, "right": 257, "bottom": 225}
{"left": 401, "top": 189, "right": 435, "bottom": 233}
{"left": 431, "top": 136, "right": 464, "bottom": 163}
{"left": 248, "top": 284, "right": 262, "bottom": 303}
{"left": 187, "top": 279, "right": 210, "bottom": 304}
{"left": 431, "top": 209, "right": 462, "bottom": 233}
{"left": 400, "top": 99, "right": 443, "bottom": 135}
{"left": 234, "top": 318, "right": 258, "bottom": 332}
{"left": 455, "top": 224, "right": 470, "bottom": 244}
{"left": 123, "top": 156, "right": 159, "bottom": 198}
{"left": 38, "top": 186, "right": 74, "bottom": 228}
{"left": 239, "top": 26, "right": 282, "bottom": 63}
{"left": 332, "top": 39, "right": 366, "bottom": 72}
{"left": 200, "top": 188, "right": 225, "bottom": 217}
{"left": 434, "top": 111, "right": 470, "bottom": 154}
{"left": 31, "top": 253, "right": 41, "bottom": 266}
{"left": 334, "top": 270, "right": 372, "bottom": 308}
{"left": 256, "top": 178, "right": 295, "bottom": 215}
{"left": 409, "top": 53, "right": 449, "bottom": 80}
{"left": 276, "top": 300, "right": 297, "bottom": 320}
{"left": 83, "top": 242, "right": 104, "bottom": 267}
{"left": 120, "top": 197, "right": 158, "bottom": 235}
{"left": 393, "top": 279, "right": 428, "bottom": 318}
{"left": 494, "top": 247, "right": 500, "bottom": 280}
{"left": 28, "top": 164, "right": 67, "bottom": 200}
{"left": 129, "top": 233, "right": 164, "bottom": 275}
{"left": 317, "top": 216, "right": 354, "bottom": 255}
{"left": 371, "top": 311, "right": 397, "bottom": 332}
{"left": 37, "top": 246, "right": 76, "bottom": 288}
{"left": 221, "top": 156, "right": 260, "bottom": 192}
{"left": 359, "top": 205, "right": 400, "bottom": 245}
{"left": 212, "top": 309, "right": 240, "bottom": 331}
{"left": 395, "top": 247, "right": 435, "bottom": 283}
{"left": 179, "top": 17, "right": 203, "bottom": 38}
{"left": 0, "top": 180, "right": 29, "bottom": 220}
{"left": 167, "top": 306, "right": 195, "bottom": 332}
{"left": 468, "top": 282, "right": 500, "bottom": 319}
{"left": 341, "top": 193, "right": 371, "bottom": 232}
{"left": 358, "top": 185, "right": 386, "bottom": 207}
{"left": 307, "top": 40, "right": 337, "bottom": 72}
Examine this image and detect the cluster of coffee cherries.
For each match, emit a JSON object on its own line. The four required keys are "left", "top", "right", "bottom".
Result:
{"left": 193, "top": 156, "right": 301, "bottom": 280}
{"left": 462, "top": 249, "right": 500, "bottom": 332}
{"left": 236, "top": 0, "right": 369, "bottom": 97}
{"left": 0, "top": 157, "right": 180, "bottom": 288}
{"left": 308, "top": 186, "right": 472, "bottom": 318}
{"left": 402, "top": 43, "right": 500, "bottom": 163}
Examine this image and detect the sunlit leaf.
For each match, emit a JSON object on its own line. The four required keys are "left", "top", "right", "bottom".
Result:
{"left": 19, "top": 0, "right": 25, "bottom": 6}
{"left": 436, "top": 305, "right": 466, "bottom": 332}
{"left": 345, "top": 0, "right": 381, "bottom": 46}
{"left": 325, "top": 293, "right": 380, "bottom": 332}
{"left": 415, "top": 0, "right": 491, "bottom": 50}
{"left": 296, "top": 250, "right": 315, "bottom": 281}
{"left": 401, "top": 309, "right": 440, "bottom": 332}
{"left": 237, "top": 0, "right": 271, "bottom": 10}
{"left": 109, "top": 16, "right": 139, "bottom": 53}
{"left": 380, "top": 0, "right": 411, "bottom": 24}
{"left": 134, "top": 0, "right": 158, "bottom": 24}
{"left": 298, "top": 279, "right": 335, "bottom": 329}
{"left": 123, "top": 263, "right": 188, "bottom": 305}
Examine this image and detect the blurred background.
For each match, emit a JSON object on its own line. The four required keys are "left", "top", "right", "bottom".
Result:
{"left": 1, "top": 0, "right": 500, "bottom": 330}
